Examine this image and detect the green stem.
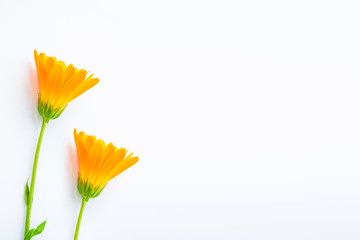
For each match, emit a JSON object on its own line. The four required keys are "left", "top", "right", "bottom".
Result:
{"left": 24, "top": 119, "right": 47, "bottom": 237}
{"left": 74, "top": 198, "right": 87, "bottom": 240}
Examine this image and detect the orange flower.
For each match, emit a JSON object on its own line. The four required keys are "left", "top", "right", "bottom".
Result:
{"left": 34, "top": 50, "right": 99, "bottom": 122}
{"left": 73, "top": 129, "right": 139, "bottom": 201}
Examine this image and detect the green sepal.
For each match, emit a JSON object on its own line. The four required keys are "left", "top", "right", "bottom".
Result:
{"left": 24, "top": 220, "right": 46, "bottom": 240}
{"left": 37, "top": 96, "right": 66, "bottom": 123}
{"left": 77, "top": 175, "right": 105, "bottom": 202}
{"left": 25, "top": 180, "right": 30, "bottom": 206}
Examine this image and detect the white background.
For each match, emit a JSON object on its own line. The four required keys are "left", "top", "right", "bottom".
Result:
{"left": 0, "top": 0, "right": 360, "bottom": 239}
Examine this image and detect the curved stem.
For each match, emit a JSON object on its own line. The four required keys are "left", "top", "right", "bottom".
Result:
{"left": 24, "top": 119, "right": 47, "bottom": 237}
{"left": 74, "top": 198, "right": 87, "bottom": 240}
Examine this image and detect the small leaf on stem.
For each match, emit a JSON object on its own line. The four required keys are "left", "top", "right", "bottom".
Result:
{"left": 24, "top": 219, "right": 47, "bottom": 240}
{"left": 25, "top": 180, "right": 30, "bottom": 206}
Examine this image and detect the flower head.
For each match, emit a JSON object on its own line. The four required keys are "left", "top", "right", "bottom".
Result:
{"left": 34, "top": 50, "right": 99, "bottom": 122}
{"left": 74, "top": 129, "right": 139, "bottom": 201}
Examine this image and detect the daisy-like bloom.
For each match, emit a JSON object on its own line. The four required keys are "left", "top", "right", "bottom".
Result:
{"left": 34, "top": 50, "right": 99, "bottom": 122}
{"left": 74, "top": 129, "right": 139, "bottom": 200}
{"left": 73, "top": 129, "right": 139, "bottom": 240}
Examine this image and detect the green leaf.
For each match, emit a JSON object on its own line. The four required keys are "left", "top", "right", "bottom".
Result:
{"left": 25, "top": 228, "right": 38, "bottom": 240}
{"left": 25, "top": 180, "right": 30, "bottom": 206}
{"left": 33, "top": 220, "right": 46, "bottom": 235}
{"left": 25, "top": 220, "right": 47, "bottom": 240}
{"left": 25, "top": 229, "right": 35, "bottom": 240}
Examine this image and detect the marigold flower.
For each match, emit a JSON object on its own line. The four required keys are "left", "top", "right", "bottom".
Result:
{"left": 73, "top": 129, "right": 139, "bottom": 239}
{"left": 73, "top": 129, "right": 139, "bottom": 201}
{"left": 34, "top": 50, "right": 99, "bottom": 122}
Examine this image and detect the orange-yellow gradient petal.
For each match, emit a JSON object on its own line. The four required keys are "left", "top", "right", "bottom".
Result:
{"left": 34, "top": 50, "right": 99, "bottom": 121}
{"left": 74, "top": 129, "right": 139, "bottom": 197}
